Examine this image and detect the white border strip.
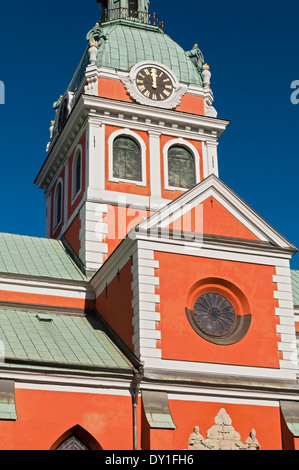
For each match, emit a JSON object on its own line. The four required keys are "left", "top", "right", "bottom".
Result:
{"left": 15, "top": 382, "right": 132, "bottom": 397}
{"left": 168, "top": 393, "right": 279, "bottom": 408}
{"left": 0, "top": 276, "right": 94, "bottom": 300}
{"left": 143, "top": 358, "right": 297, "bottom": 380}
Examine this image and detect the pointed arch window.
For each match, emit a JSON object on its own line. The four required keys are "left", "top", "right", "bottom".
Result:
{"left": 51, "top": 425, "right": 102, "bottom": 451}
{"left": 113, "top": 135, "right": 142, "bottom": 182}
{"left": 72, "top": 146, "right": 82, "bottom": 201}
{"left": 53, "top": 180, "right": 63, "bottom": 230}
{"left": 167, "top": 145, "right": 196, "bottom": 190}
{"left": 56, "top": 435, "right": 90, "bottom": 450}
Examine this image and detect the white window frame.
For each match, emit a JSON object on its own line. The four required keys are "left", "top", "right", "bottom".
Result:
{"left": 53, "top": 177, "right": 63, "bottom": 232}
{"left": 108, "top": 128, "right": 147, "bottom": 187}
{"left": 71, "top": 144, "right": 83, "bottom": 204}
{"left": 163, "top": 138, "right": 200, "bottom": 191}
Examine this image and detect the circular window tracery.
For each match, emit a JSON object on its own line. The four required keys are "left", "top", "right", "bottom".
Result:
{"left": 185, "top": 282, "right": 252, "bottom": 346}
{"left": 193, "top": 292, "right": 236, "bottom": 338}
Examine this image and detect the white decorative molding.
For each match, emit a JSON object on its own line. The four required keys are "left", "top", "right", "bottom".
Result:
{"left": 131, "top": 245, "right": 161, "bottom": 361}
{"left": 0, "top": 275, "right": 94, "bottom": 301}
{"left": 204, "top": 96, "right": 218, "bottom": 118}
{"left": 142, "top": 357, "right": 297, "bottom": 380}
{"left": 84, "top": 65, "right": 99, "bottom": 96}
{"left": 79, "top": 201, "right": 108, "bottom": 275}
{"left": 0, "top": 370, "right": 133, "bottom": 395}
{"left": 36, "top": 94, "right": 229, "bottom": 191}
{"left": 204, "top": 140, "right": 219, "bottom": 177}
{"left": 274, "top": 265, "right": 299, "bottom": 373}
{"left": 148, "top": 130, "right": 162, "bottom": 203}
{"left": 201, "top": 65, "right": 218, "bottom": 118}
{"left": 119, "top": 61, "right": 188, "bottom": 109}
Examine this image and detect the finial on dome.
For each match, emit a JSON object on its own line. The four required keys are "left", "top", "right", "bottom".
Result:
{"left": 202, "top": 64, "right": 212, "bottom": 87}
{"left": 88, "top": 41, "right": 99, "bottom": 66}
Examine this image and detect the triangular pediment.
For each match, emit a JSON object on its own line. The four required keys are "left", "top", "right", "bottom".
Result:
{"left": 137, "top": 175, "right": 296, "bottom": 252}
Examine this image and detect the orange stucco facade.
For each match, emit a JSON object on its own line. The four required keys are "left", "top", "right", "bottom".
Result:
{"left": 0, "top": 389, "right": 134, "bottom": 451}
{"left": 3, "top": 2, "right": 299, "bottom": 453}
{"left": 156, "top": 251, "right": 279, "bottom": 368}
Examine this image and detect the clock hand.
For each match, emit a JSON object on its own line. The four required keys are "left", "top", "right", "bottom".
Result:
{"left": 151, "top": 68, "right": 158, "bottom": 89}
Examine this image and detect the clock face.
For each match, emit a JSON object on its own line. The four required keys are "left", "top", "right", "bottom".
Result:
{"left": 135, "top": 67, "right": 174, "bottom": 102}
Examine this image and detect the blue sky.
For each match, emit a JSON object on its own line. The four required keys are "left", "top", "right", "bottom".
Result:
{"left": 0, "top": 0, "right": 299, "bottom": 266}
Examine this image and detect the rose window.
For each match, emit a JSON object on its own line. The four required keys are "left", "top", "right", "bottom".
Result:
{"left": 192, "top": 292, "right": 237, "bottom": 338}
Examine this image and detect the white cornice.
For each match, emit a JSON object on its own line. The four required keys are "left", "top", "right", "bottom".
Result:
{"left": 82, "top": 94, "right": 229, "bottom": 137}
{"left": 35, "top": 98, "right": 88, "bottom": 190}
{"left": 0, "top": 273, "right": 94, "bottom": 300}
{"left": 90, "top": 236, "right": 136, "bottom": 296}
{"left": 36, "top": 93, "right": 229, "bottom": 191}
{"left": 0, "top": 369, "right": 134, "bottom": 392}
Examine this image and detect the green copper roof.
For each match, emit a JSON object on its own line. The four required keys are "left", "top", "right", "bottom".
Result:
{"left": 96, "top": 21, "right": 203, "bottom": 86}
{"left": 0, "top": 233, "right": 85, "bottom": 281}
{"left": 0, "top": 308, "right": 133, "bottom": 372}
{"left": 291, "top": 270, "right": 299, "bottom": 305}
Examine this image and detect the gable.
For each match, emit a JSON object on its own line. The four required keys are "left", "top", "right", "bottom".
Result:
{"left": 137, "top": 175, "right": 297, "bottom": 251}
{"left": 167, "top": 196, "right": 260, "bottom": 241}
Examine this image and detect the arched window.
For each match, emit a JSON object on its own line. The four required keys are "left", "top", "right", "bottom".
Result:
{"left": 51, "top": 425, "right": 102, "bottom": 450}
{"left": 72, "top": 147, "right": 82, "bottom": 200}
{"left": 113, "top": 136, "right": 142, "bottom": 182}
{"left": 53, "top": 181, "right": 62, "bottom": 229}
{"left": 167, "top": 146, "right": 196, "bottom": 189}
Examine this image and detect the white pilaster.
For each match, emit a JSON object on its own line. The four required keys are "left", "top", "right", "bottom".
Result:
{"left": 273, "top": 265, "right": 299, "bottom": 376}
{"left": 148, "top": 130, "right": 162, "bottom": 209}
{"left": 131, "top": 245, "right": 161, "bottom": 361}
{"left": 86, "top": 120, "right": 105, "bottom": 200}
{"left": 205, "top": 140, "right": 219, "bottom": 177}
{"left": 79, "top": 201, "right": 108, "bottom": 276}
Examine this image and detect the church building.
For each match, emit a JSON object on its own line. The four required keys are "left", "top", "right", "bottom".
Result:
{"left": 0, "top": 0, "right": 299, "bottom": 450}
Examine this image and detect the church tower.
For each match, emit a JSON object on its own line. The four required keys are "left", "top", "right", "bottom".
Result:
{"left": 35, "top": 0, "right": 227, "bottom": 276}
{"left": 4, "top": 0, "right": 299, "bottom": 451}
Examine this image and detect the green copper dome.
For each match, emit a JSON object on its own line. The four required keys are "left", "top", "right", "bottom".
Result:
{"left": 94, "top": 21, "right": 203, "bottom": 86}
